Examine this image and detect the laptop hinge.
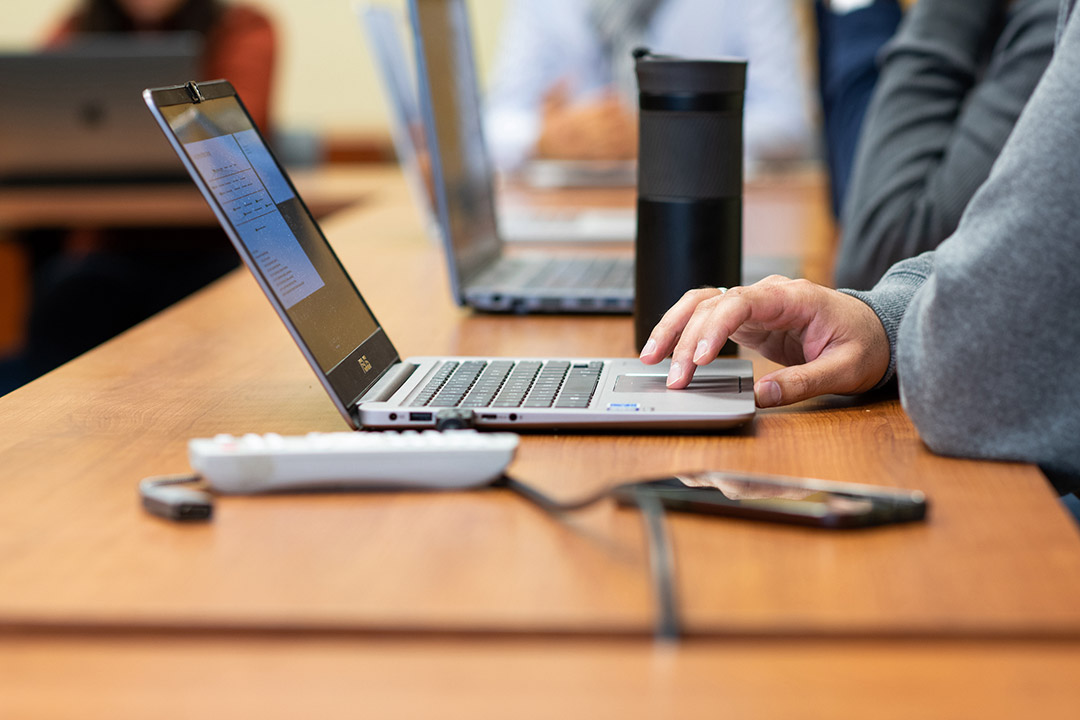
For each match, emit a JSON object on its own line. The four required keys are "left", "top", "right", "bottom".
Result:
{"left": 354, "top": 362, "right": 418, "bottom": 406}
{"left": 184, "top": 81, "right": 205, "bottom": 103}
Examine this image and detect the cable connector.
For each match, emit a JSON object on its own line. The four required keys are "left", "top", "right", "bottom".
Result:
{"left": 139, "top": 473, "right": 213, "bottom": 521}
{"left": 434, "top": 408, "right": 476, "bottom": 431}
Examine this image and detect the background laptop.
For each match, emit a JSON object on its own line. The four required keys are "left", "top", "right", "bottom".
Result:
{"left": 358, "top": 1, "right": 635, "bottom": 246}
{"left": 407, "top": 0, "right": 636, "bottom": 313}
{"left": 0, "top": 34, "right": 199, "bottom": 185}
{"left": 517, "top": 158, "right": 637, "bottom": 190}
{"left": 144, "top": 79, "right": 755, "bottom": 431}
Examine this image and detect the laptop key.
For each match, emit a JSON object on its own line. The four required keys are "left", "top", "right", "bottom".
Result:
{"left": 430, "top": 360, "right": 487, "bottom": 407}
{"left": 460, "top": 361, "right": 514, "bottom": 407}
{"left": 411, "top": 361, "right": 460, "bottom": 406}
{"left": 554, "top": 363, "right": 603, "bottom": 408}
{"left": 521, "top": 361, "right": 570, "bottom": 406}
{"left": 491, "top": 361, "right": 543, "bottom": 407}
{"left": 415, "top": 359, "right": 600, "bottom": 410}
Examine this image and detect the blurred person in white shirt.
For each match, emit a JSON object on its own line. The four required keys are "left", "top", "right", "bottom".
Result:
{"left": 485, "top": 0, "right": 813, "bottom": 176}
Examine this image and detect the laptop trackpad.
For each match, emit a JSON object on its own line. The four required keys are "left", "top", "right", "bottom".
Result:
{"left": 613, "top": 374, "right": 741, "bottom": 394}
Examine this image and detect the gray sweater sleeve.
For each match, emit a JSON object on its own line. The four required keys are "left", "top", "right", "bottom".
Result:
{"left": 853, "top": 0, "right": 1080, "bottom": 484}
{"left": 833, "top": 0, "right": 1057, "bottom": 291}
{"left": 839, "top": 252, "right": 934, "bottom": 386}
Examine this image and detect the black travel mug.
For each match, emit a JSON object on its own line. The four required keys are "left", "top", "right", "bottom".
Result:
{"left": 633, "top": 50, "right": 745, "bottom": 353}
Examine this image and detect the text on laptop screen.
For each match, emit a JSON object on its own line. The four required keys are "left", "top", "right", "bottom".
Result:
{"left": 186, "top": 130, "right": 324, "bottom": 307}
{"left": 159, "top": 96, "right": 379, "bottom": 373}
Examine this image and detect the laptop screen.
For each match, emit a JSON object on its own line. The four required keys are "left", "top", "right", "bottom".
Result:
{"left": 362, "top": 4, "right": 438, "bottom": 231}
{"left": 149, "top": 83, "right": 398, "bottom": 419}
{"left": 410, "top": 0, "right": 501, "bottom": 287}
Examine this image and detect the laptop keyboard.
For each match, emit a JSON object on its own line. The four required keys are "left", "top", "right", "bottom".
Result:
{"left": 500, "top": 257, "right": 632, "bottom": 290}
{"left": 410, "top": 360, "right": 605, "bottom": 409}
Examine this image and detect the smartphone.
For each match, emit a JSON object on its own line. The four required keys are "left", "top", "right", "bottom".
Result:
{"left": 611, "top": 471, "right": 928, "bottom": 528}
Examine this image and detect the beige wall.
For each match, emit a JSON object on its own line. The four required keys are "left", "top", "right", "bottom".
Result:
{"left": 0, "top": 0, "right": 506, "bottom": 135}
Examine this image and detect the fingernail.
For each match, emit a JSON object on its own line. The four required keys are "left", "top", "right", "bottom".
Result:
{"left": 756, "top": 380, "right": 781, "bottom": 408}
{"left": 666, "top": 361, "right": 681, "bottom": 387}
{"left": 639, "top": 338, "right": 656, "bottom": 358}
{"left": 693, "top": 339, "right": 709, "bottom": 363}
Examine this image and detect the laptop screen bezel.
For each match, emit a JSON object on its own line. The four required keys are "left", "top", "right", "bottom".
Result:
{"left": 144, "top": 80, "right": 400, "bottom": 428}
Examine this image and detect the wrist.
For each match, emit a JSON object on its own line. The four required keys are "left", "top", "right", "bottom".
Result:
{"left": 838, "top": 286, "right": 906, "bottom": 389}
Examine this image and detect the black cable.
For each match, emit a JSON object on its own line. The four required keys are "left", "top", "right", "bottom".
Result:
{"left": 138, "top": 472, "right": 682, "bottom": 638}
{"left": 493, "top": 475, "right": 613, "bottom": 512}
{"left": 633, "top": 490, "right": 681, "bottom": 641}
{"left": 494, "top": 475, "right": 681, "bottom": 640}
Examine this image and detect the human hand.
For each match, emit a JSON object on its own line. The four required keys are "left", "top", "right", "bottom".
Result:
{"left": 535, "top": 83, "right": 637, "bottom": 160}
{"left": 638, "top": 276, "right": 891, "bottom": 407}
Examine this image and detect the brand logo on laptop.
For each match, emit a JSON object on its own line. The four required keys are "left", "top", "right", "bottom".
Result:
{"left": 358, "top": 355, "right": 373, "bottom": 373}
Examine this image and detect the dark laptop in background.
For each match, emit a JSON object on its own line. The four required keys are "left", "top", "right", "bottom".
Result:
{"left": 0, "top": 34, "right": 199, "bottom": 185}
{"left": 407, "top": 0, "right": 635, "bottom": 314}
{"left": 143, "top": 79, "right": 756, "bottom": 431}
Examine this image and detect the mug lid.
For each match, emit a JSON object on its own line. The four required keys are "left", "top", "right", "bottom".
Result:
{"left": 634, "top": 49, "right": 746, "bottom": 94}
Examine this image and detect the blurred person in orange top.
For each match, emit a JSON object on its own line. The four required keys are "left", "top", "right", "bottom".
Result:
{"left": 46, "top": 0, "right": 275, "bottom": 133}
{"left": 0, "top": 0, "right": 278, "bottom": 395}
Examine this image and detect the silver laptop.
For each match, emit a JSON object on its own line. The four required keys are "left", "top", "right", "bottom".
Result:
{"left": 359, "top": 1, "right": 636, "bottom": 247}
{"left": 144, "top": 80, "right": 756, "bottom": 431}
{"left": 518, "top": 158, "right": 638, "bottom": 190}
{"left": 407, "top": 0, "right": 636, "bottom": 313}
{"left": 0, "top": 34, "right": 199, "bottom": 184}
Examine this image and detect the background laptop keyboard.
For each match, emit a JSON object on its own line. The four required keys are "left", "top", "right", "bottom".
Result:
{"left": 491, "top": 257, "right": 632, "bottom": 290}
{"left": 410, "top": 360, "right": 605, "bottom": 409}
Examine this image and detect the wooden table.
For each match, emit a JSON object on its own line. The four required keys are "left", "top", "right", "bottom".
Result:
{"left": 3, "top": 634, "right": 1078, "bottom": 719}
{"left": 1, "top": 167, "right": 1078, "bottom": 716}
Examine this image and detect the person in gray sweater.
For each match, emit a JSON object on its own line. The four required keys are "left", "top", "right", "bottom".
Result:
{"left": 834, "top": 0, "right": 1057, "bottom": 290}
{"left": 640, "top": 0, "right": 1080, "bottom": 490}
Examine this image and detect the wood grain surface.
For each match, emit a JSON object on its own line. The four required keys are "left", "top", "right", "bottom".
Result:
{"left": 2, "top": 633, "right": 1078, "bottom": 720}
{"left": 0, "top": 168, "right": 1076, "bottom": 640}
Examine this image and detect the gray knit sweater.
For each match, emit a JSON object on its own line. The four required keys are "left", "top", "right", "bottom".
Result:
{"left": 834, "top": 0, "right": 1057, "bottom": 291}
{"left": 845, "top": 0, "right": 1080, "bottom": 489}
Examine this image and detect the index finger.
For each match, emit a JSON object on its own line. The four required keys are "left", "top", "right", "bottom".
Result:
{"left": 666, "top": 287, "right": 753, "bottom": 388}
{"left": 639, "top": 287, "right": 726, "bottom": 363}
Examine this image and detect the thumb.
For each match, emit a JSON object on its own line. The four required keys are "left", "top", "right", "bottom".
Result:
{"left": 753, "top": 349, "right": 863, "bottom": 408}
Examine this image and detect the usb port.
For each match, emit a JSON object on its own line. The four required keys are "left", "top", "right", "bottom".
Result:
{"left": 481, "top": 414, "right": 497, "bottom": 420}
{"left": 409, "top": 412, "right": 433, "bottom": 422}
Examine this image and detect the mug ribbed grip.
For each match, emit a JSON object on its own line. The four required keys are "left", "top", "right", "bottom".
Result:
{"left": 638, "top": 111, "right": 742, "bottom": 199}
